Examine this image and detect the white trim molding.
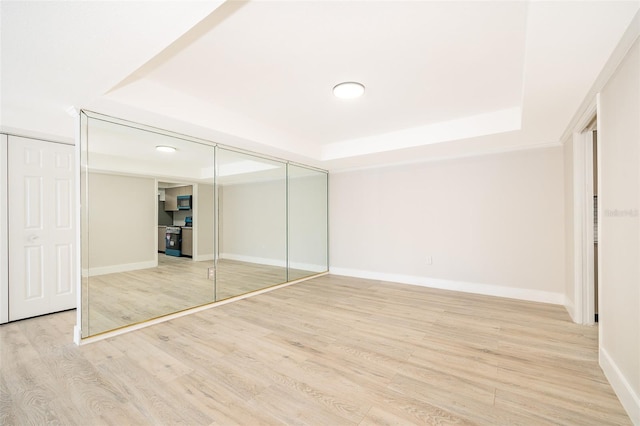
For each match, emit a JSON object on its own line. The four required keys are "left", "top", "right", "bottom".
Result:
{"left": 569, "top": 102, "right": 598, "bottom": 325}
{"left": 573, "top": 130, "right": 597, "bottom": 325}
{"left": 600, "top": 347, "right": 640, "bottom": 424}
{"left": 82, "top": 260, "right": 158, "bottom": 277}
{"left": 194, "top": 254, "right": 214, "bottom": 262}
{"left": 330, "top": 268, "right": 565, "bottom": 305}
{"left": 564, "top": 299, "right": 576, "bottom": 323}
{"left": 0, "top": 134, "right": 8, "bottom": 324}
{"left": 220, "top": 253, "right": 327, "bottom": 273}
{"left": 220, "top": 253, "right": 286, "bottom": 268}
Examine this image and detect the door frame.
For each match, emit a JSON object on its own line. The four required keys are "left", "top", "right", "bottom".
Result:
{"left": 0, "top": 134, "right": 8, "bottom": 324}
{"left": 571, "top": 100, "right": 598, "bottom": 325}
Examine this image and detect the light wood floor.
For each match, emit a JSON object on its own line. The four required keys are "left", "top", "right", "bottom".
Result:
{"left": 85, "top": 256, "right": 316, "bottom": 336}
{"left": 1, "top": 275, "right": 630, "bottom": 425}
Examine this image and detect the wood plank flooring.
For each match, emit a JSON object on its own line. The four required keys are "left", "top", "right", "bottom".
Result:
{"left": 1, "top": 274, "right": 631, "bottom": 425}
{"left": 85, "top": 256, "right": 316, "bottom": 336}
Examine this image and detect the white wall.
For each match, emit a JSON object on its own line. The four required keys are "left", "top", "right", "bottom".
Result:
{"left": 219, "top": 179, "right": 287, "bottom": 265}
{"left": 86, "top": 172, "right": 156, "bottom": 275}
{"left": 598, "top": 37, "right": 640, "bottom": 423}
{"left": 0, "top": 134, "right": 7, "bottom": 324}
{"left": 330, "top": 147, "right": 565, "bottom": 304}
{"left": 563, "top": 136, "right": 576, "bottom": 317}
{"left": 195, "top": 183, "right": 214, "bottom": 261}
{"left": 218, "top": 172, "right": 328, "bottom": 272}
{"left": 288, "top": 170, "right": 328, "bottom": 272}
{"left": 173, "top": 209, "right": 191, "bottom": 226}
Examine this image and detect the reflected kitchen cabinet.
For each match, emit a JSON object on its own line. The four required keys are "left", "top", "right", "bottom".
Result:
{"left": 181, "top": 227, "right": 192, "bottom": 257}
{"left": 164, "top": 187, "right": 178, "bottom": 211}
{"left": 158, "top": 226, "right": 167, "bottom": 252}
{"left": 164, "top": 185, "right": 193, "bottom": 211}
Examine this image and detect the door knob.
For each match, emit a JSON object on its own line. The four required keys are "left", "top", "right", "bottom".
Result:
{"left": 28, "top": 235, "right": 39, "bottom": 243}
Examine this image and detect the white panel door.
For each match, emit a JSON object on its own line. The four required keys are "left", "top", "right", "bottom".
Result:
{"left": 8, "top": 136, "right": 75, "bottom": 321}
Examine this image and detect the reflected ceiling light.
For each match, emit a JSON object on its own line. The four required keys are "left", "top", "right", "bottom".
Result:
{"left": 333, "top": 81, "right": 365, "bottom": 99}
{"left": 156, "top": 145, "right": 176, "bottom": 153}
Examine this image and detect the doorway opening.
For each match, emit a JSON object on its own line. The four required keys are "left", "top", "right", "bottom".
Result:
{"left": 573, "top": 111, "right": 599, "bottom": 326}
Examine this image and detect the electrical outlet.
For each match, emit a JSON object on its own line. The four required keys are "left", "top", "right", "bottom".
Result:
{"left": 208, "top": 267, "right": 215, "bottom": 280}
{"left": 426, "top": 255, "right": 433, "bottom": 265}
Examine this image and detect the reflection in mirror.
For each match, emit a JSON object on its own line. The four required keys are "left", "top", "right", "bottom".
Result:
{"left": 81, "top": 112, "right": 215, "bottom": 337}
{"left": 215, "top": 147, "right": 287, "bottom": 299}
{"left": 80, "top": 111, "right": 329, "bottom": 339}
{"left": 287, "top": 165, "right": 329, "bottom": 280}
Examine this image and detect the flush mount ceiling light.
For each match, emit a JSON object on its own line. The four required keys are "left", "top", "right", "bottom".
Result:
{"left": 156, "top": 145, "right": 176, "bottom": 153}
{"left": 333, "top": 81, "right": 365, "bottom": 99}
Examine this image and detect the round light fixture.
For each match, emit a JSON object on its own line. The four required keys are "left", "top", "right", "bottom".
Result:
{"left": 156, "top": 145, "right": 176, "bottom": 153}
{"left": 333, "top": 81, "right": 365, "bottom": 99}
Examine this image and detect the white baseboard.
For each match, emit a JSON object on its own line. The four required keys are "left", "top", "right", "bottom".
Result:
{"left": 600, "top": 347, "right": 640, "bottom": 425}
{"left": 221, "top": 253, "right": 285, "bottom": 267}
{"left": 329, "top": 267, "right": 565, "bottom": 305}
{"left": 82, "top": 260, "right": 157, "bottom": 277}
{"left": 73, "top": 325, "right": 82, "bottom": 345}
{"left": 194, "top": 254, "right": 214, "bottom": 262}
{"left": 220, "top": 253, "right": 326, "bottom": 272}
{"left": 564, "top": 299, "right": 577, "bottom": 323}
{"left": 84, "top": 254, "right": 326, "bottom": 274}
{"left": 289, "top": 261, "right": 327, "bottom": 273}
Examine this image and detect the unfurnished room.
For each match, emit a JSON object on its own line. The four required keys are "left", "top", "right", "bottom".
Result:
{"left": 1, "top": 1, "right": 639, "bottom": 424}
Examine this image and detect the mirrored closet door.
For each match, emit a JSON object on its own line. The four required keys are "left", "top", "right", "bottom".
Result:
{"left": 215, "top": 147, "right": 287, "bottom": 300}
{"left": 80, "top": 112, "right": 216, "bottom": 337}
{"left": 79, "top": 111, "right": 328, "bottom": 339}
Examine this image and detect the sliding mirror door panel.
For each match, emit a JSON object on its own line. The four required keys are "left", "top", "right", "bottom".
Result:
{"left": 215, "top": 147, "right": 287, "bottom": 300}
{"left": 80, "top": 113, "right": 90, "bottom": 334}
{"left": 79, "top": 111, "right": 327, "bottom": 339}
{"left": 287, "top": 165, "right": 329, "bottom": 280}
{"left": 81, "top": 112, "right": 215, "bottom": 337}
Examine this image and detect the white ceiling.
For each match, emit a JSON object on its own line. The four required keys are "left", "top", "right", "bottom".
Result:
{"left": 1, "top": 1, "right": 639, "bottom": 171}
{"left": 85, "top": 112, "right": 291, "bottom": 185}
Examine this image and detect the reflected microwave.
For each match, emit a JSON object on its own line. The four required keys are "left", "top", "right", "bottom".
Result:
{"left": 177, "top": 195, "right": 192, "bottom": 210}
